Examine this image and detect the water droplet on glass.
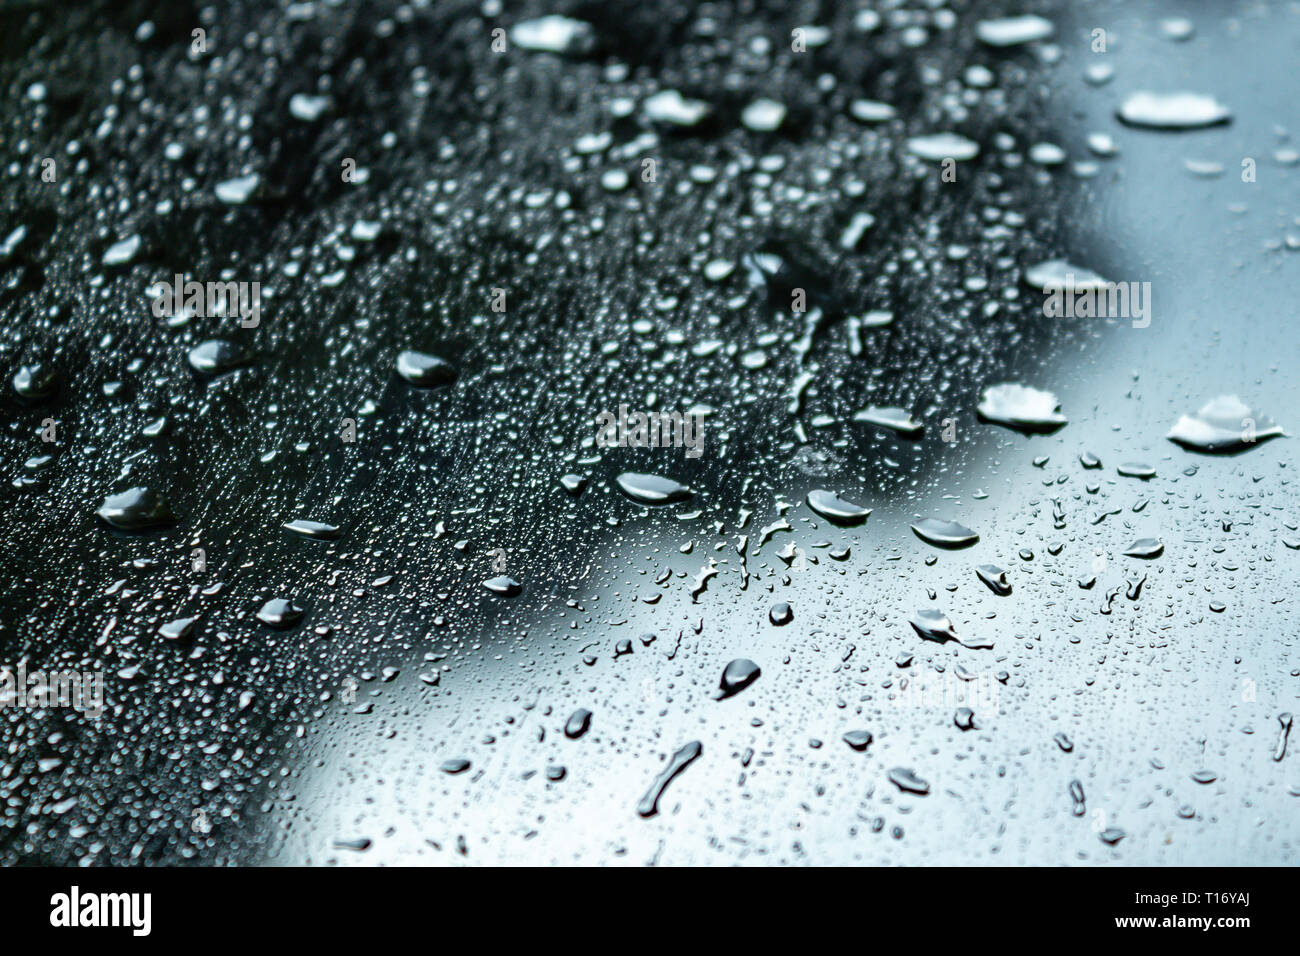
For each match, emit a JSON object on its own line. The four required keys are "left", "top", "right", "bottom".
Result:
{"left": 1117, "top": 91, "right": 1231, "bottom": 130}
{"left": 977, "top": 383, "right": 1067, "bottom": 432}
{"left": 395, "top": 350, "right": 457, "bottom": 387}
{"left": 805, "top": 489, "right": 871, "bottom": 525}
{"left": 615, "top": 472, "right": 694, "bottom": 505}
{"left": 714, "top": 658, "right": 761, "bottom": 699}
{"left": 96, "top": 487, "right": 176, "bottom": 530}
{"left": 911, "top": 518, "right": 979, "bottom": 549}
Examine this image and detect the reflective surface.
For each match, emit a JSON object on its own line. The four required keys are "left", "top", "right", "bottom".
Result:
{"left": 1, "top": 1, "right": 1297, "bottom": 865}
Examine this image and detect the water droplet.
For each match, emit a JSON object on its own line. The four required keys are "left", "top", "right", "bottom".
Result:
{"left": 642, "top": 90, "right": 711, "bottom": 129}
{"left": 843, "top": 730, "right": 873, "bottom": 752}
{"left": 256, "top": 598, "right": 304, "bottom": 628}
{"left": 102, "top": 234, "right": 142, "bottom": 266}
{"left": 1117, "top": 91, "right": 1231, "bottom": 130}
{"left": 214, "top": 173, "right": 261, "bottom": 205}
{"left": 909, "top": 608, "right": 959, "bottom": 643}
{"left": 564, "top": 708, "right": 592, "bottom": 739}
{"left": 12, "top": 362, "right": 57, "bottom": 400}
{"left": 1023, "top": 259, "right": 1110, "bottom": 293}
{"left": 395, "top": 350, "right": 457, "bottom": 387}
{"left": 96, "top": 487, "right": 176, "bottom": 530}
{"left": 282, "top": 519, "right": 340, "bottom": 540}
{"left": 769, "top": 602, "right": 793, "bottom": 626}
{"left": 887, "top": 767, "right": 931, "bottom": 795}
{"left": 805, "top": 489, "right": 871, "bottom": 525}
{"left": 975, "top": 14, "right": 1054, "bottom": 47}
{"left": 741, "top": 98, "right": 786, "bottom": 132}
{"left": 976, "top": 564, "right": 1012, "bottom": 595}
{"left": 441, "top": 757, "right": 472, "bottom": 774}
{"left": 158, "top": 616, "right": 198, "bottom": 641}
{"left": 615, "top": 472, "right": 694, "bottom": 505}
{"left": 853, "top": 406, "right": 924, "bottom": 438}
{"left": 288, "top": 93, "right": 332, "bottom": 121}
{"left": 509, "top": 15, "right": 596, "bottom": 55}
{"left": 1167, "top": 396, "right": 1285, "bottom": 453}
{"left": 714, "top": 658, "right": 761, "bottom": 699}
{"left": 1124, "top": 538, "right": 1164, "bottom": 559}
{"left": 848, "top": 99, "right": 896, "bottom": 123}
{"left": 636, "top": 740, "right": 703, "bottom": 818}
{"left": 907, "top": 132, "right": 979, "bottom": 162}
{"left": 188, "top": 339, "right": 247, "bottom": 376}
{"left": 1117, "top": 462, "right": 1156, "bottom": 480}
{"left": 911, "top": 518, "right": 979, "bottom": 548}
{"left": 483, "top": 575, "right": 523, "bottom": 597}
{"left": 977, "top": 383, "right": 1067, "bottom": 432}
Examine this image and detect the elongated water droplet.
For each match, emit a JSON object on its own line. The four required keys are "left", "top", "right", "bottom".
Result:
{"left": 637, "top": 740, "right": 702, "bottom": 817}
{"left": 853, "top": 406, "right": 923, "bottom": 437}
{"left": 1124, "top": 538, "right": 1164, "bottom": 559}
{"left": 96, "top": 487, "right": 176, "bottom": 530}
{"left": 395, "top": 350, "right": 457, "bottom": 387}
{"left": 888, "top": 767, "right": 930, "bottom": 795}
{"left": 615, "top": 472, "right": 693, "bottom": 505}
{"left": 282, "top": 519, "right": 340, "bottom": 540}
{"left": 1117, "top": 91, "right": 1231, "bottom": 130}
{"left": 805, "top": 489, "right": 870, "bottom": 525}
{"left": 912, "top": 518, "right": 979, "bottom": 548}
{"left": 1167, "top": 396, "right": 1285, "bottom": 453}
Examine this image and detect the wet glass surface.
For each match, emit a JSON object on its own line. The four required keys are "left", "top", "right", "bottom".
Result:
{"left": 0, "top": 1, "right": 1297, "bottom": 865}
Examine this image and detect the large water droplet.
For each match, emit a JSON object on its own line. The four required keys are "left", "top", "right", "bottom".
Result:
{"left": 1117, "top": 91, "right": 1231, "bottom": 130}
{"left": 911, "top": 518, "right": 979, "bottom": 548}
{"left": 888, "top": 767, "right": 931, "bottom": 795}
{"left": 395, "top": 350, "right": 457, "bottom": 387}
{"left": 564, "top": 708, "right": 592, "bottom": 739}
{"left": 1167, "top": 396, "right": 1285, "bottom": 453}
{"left": 12, "top": 362, "right": 56, "bottom": 400}
{"left": 483, "top": 575, "right": 523, "bottom": 597}
{"left": 853, "top": 406, "right": 924, "bottom": 437}
{"left": 976, "top": 564, "right": 1012, "bottom": 595}
{"left": 1124, "top": 538, "right": 1164, "bottom": 559}
{"left": 976, "top": 14, "right": 1054, "bottom": 47}
{"left": 256, "top": 598, "right": 304, "bottom": 628}
{"left": 805, "top": 489, "right": 871, "bottom": 525}
{"left": 615, "top": 472, "right": 694, "bottom": 505}
{"left": 96, "top": 487, "right": 176, "bottom": 530}
{"left": 907, "top": 132, "right": 979, "bottom": 162}
{"left": 282, "top": 519, "right": 341, "bottom": 540}
{"left": 977, "top": 383, "right": 1067, "bottom": 432}
{"left": 188, "top": 339, "right": 247, "bottom": 376}
{"left": 714, "top": 659, "right": 761, "bottom": 699}
{"left": 909, "top": 608, "right": 959, "bottom": 643}
{"left": 509, "top": 15, "right": 596, "bottom": 55}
